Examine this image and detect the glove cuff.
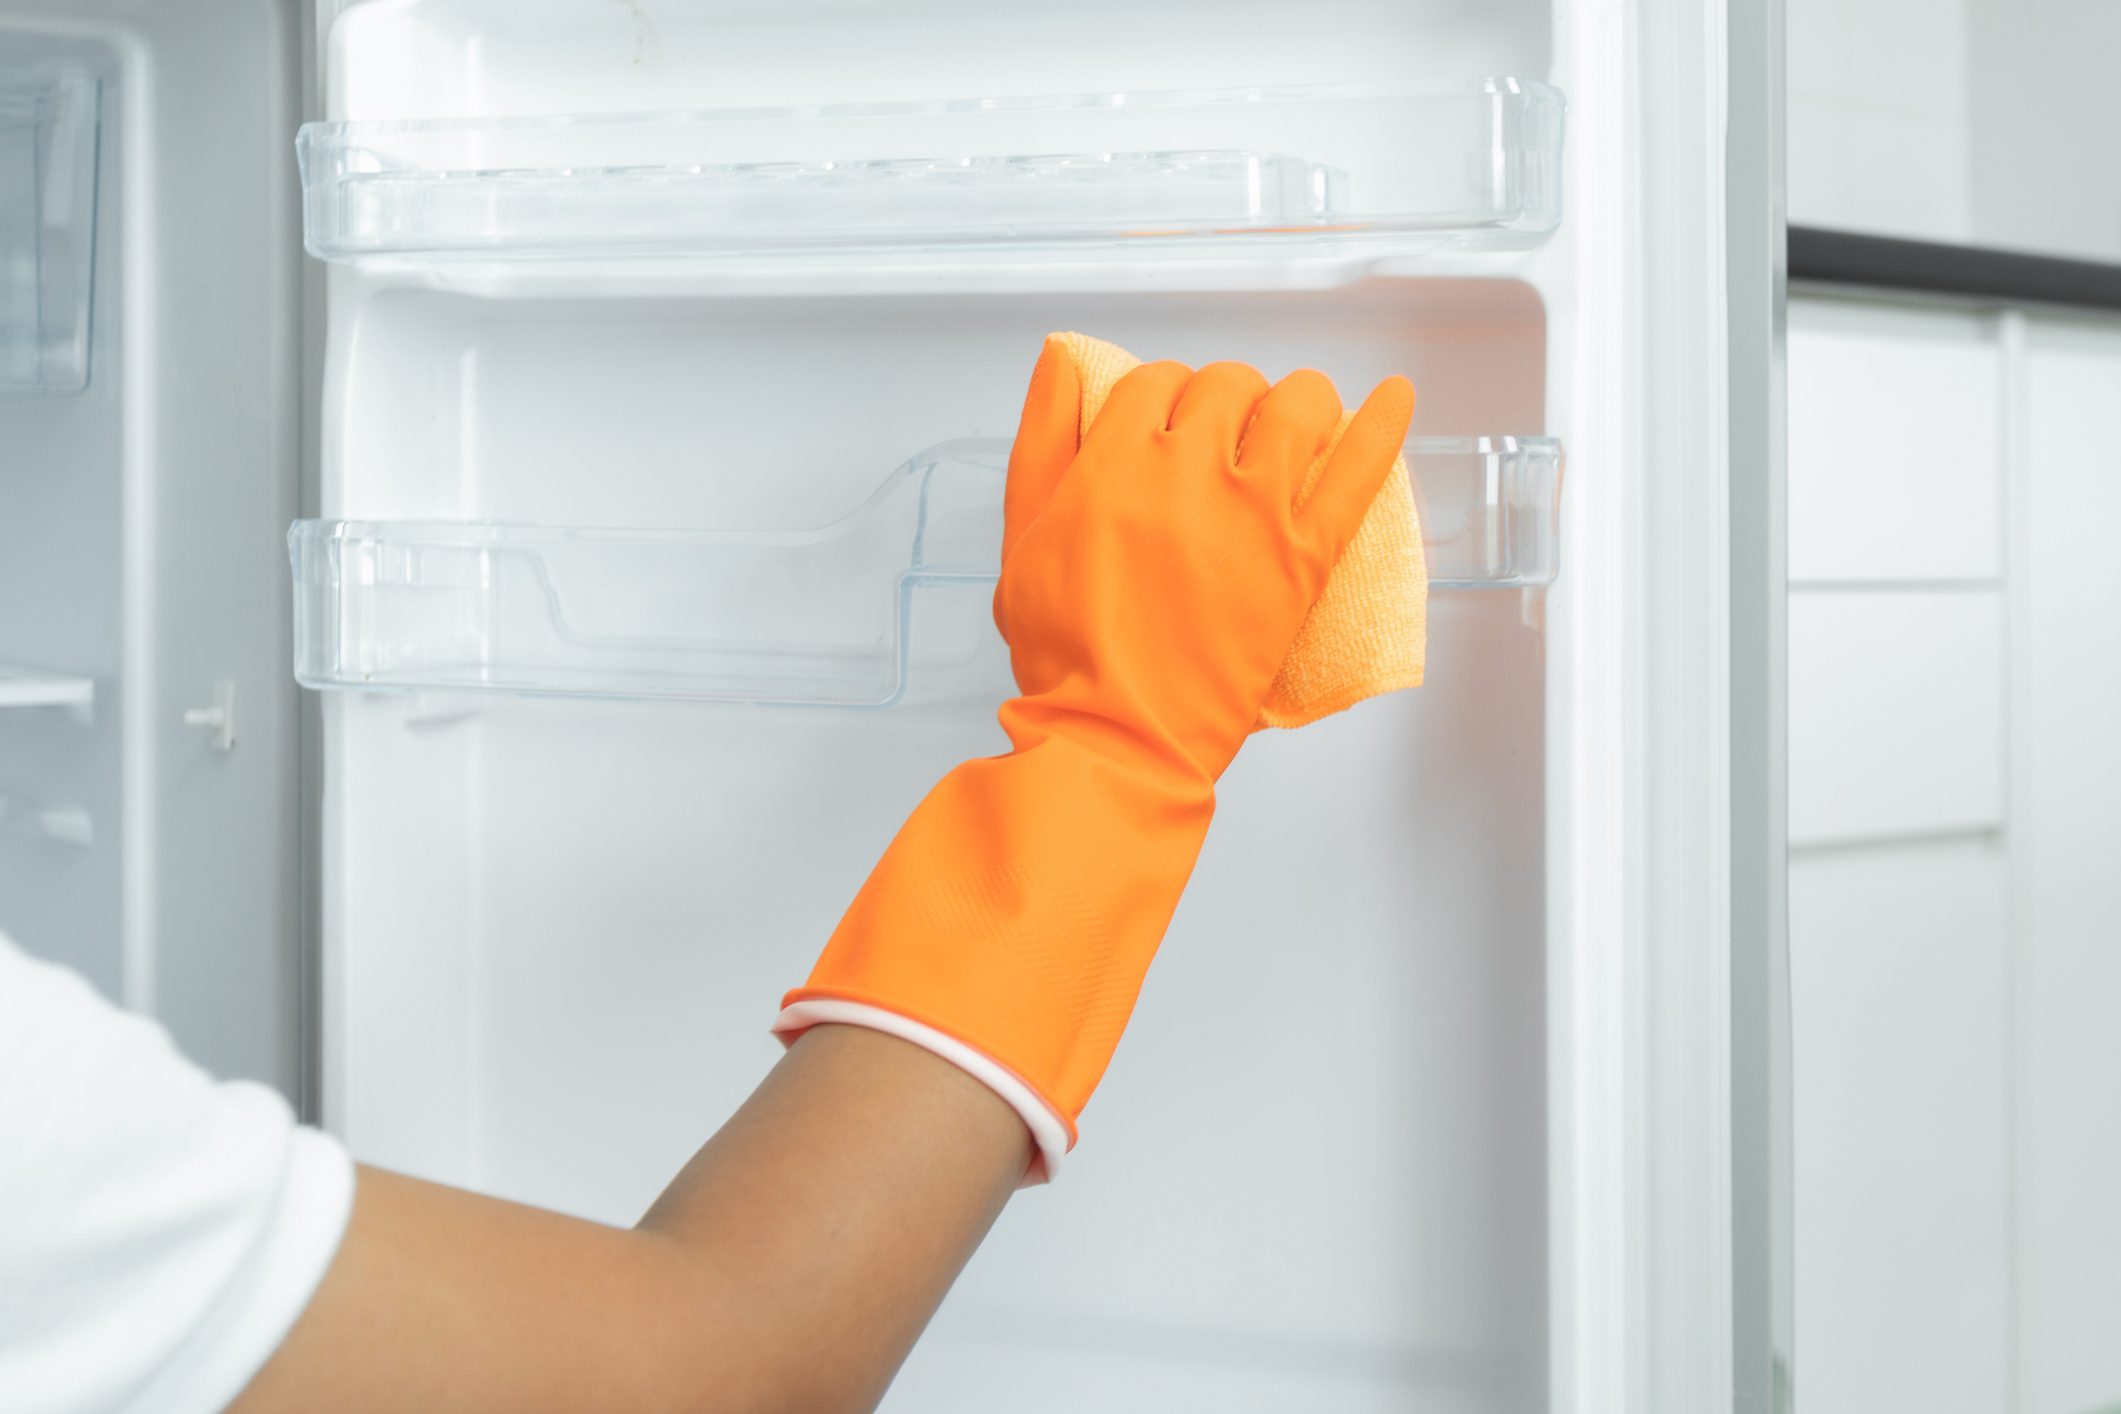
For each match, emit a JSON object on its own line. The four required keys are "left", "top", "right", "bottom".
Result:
{"left": 772, "top": 994, "right": 1072, "bottom": 1185}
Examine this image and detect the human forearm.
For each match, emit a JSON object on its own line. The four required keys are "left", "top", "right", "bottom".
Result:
{"left": 233, "top": 1026, "right": 1027, "bottom": 1414}
{"left": 634, "top": 1022, "right": 1029, "bottom": 1411}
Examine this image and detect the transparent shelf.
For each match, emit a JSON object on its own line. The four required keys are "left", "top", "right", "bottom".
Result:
{"left": 291, "top": 435, "right": 1560, "bottom": 707}
{"left": 0, "top": 664, "right": 94, "bottom": 717}
{"left": 298, "top": 79, "right": 1562, "bottom": 268}
{"left": 1, "top": 60, "right": 97, "bottom": 394}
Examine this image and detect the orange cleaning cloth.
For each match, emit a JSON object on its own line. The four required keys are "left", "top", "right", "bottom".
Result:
{"left": 1049, "top": 332, "right": 1427, "bottom": 728}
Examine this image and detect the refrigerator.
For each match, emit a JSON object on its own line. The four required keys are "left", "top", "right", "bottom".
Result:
{"left": 0, "top": 0, "right": 1788, "bottom": 1409}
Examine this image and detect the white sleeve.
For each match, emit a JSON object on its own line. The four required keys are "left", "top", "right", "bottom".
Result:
{"left": 0, "top": 931, "right": 355, "bottom": 1414}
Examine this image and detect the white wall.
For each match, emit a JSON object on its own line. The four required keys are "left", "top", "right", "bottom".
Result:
{"left": 1787, "top": 294, "right": 2121, "bottom": 1414}
{"left": 1966, "top": 0, "right": 2121, "bottom": 262}
{"left": 1787, "top": 0, "right": 1973, "bottom": 242}
{"left": 1789, "top": 0, "right": 2121, "bottom": 259}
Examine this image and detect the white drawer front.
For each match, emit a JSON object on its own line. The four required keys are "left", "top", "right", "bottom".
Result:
{"left": 1788, "top": 301, "right": 2001, "bottom": 584}
{"left": 1791, "top": 839, "right": 2012, "bottom": 1414}
{"left": 1789, "top": 590, "right": 2005, "bottom": 845}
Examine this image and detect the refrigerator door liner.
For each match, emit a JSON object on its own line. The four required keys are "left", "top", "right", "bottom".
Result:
{"left": 0, "top": 795, "right": 92, "bottom": 847}
{"left": 290, "top": 435, "right": 1562, "bottom": 706}
{"left": 0, "top": 58, "right": 97, "bottom": 394}
{"left": 297, "top": 79, "right": 1563, "bottom": 269}
{"left": 0, "top": 664, "right": 94, "bottom": 716}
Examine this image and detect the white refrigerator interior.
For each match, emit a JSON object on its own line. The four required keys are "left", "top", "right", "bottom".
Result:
{"left": 312, "top": 0, "right": 1570, "bottom": 1408}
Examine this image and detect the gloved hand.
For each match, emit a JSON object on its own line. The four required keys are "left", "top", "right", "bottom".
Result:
{"left": 775, "top": 337, "right": 1415, "bottom": 1179}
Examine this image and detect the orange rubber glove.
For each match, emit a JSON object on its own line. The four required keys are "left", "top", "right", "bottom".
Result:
{"left": 775, "top": 338, "right": 1415, "bottom": 1179}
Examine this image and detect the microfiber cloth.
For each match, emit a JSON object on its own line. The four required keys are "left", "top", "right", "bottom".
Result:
{"left": 1050, "top": 332, "right": 1427, "bottom": 730}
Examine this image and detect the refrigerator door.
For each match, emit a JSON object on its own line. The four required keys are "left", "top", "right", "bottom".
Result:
{"left": 0, "top": 1, "right": 303, "bottom": 1095}
{"left": 307, "top": 0, "right": 1756, "bottom": 1410}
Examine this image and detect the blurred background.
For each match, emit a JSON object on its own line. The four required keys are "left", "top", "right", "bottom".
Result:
{"left": 1787, "top": 0, "right": 2121, "bottom": 1410}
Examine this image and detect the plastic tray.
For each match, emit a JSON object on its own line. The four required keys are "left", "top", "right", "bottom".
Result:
{"left": 0, "top": 61, "right": 97, "bottom": 394}
{"left": 297, "top": 79, "right": 1562, "bottom": 268}
{"left": 290, "top": 435, "right": 1561, "bottom": 707}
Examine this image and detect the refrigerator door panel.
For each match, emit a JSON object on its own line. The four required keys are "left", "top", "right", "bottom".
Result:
{"left": 335, "top": 596, "right": 1545, "bottom": 1389}
{"left": 325, "top": 274, "right": 1554, "bottom": 1411}
{"left": 313, "top": 0, "right": 1594, "bottom": 1407}
{"left": 1, "top": 1, "right": 302, "bottom": 1095}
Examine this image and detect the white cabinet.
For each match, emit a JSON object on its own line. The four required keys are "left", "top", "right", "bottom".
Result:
{"left": 2016, "top": 329, "right": 2121, "bottom": 1414}
{"left": 1787, "top": 590, "right": 2005, "bottom": 846}
{"left": 1786, "top": 295, "right": 2012, "bottom": 1413}
{"left": 1790, "top": 839, "right": 2012, "bottom": 1414}
{"left": 1787, "top": 292, "right": 2121, "bottom": 1414}
{"left": 1787, "top": 302, "right": 2001, "bottom": 585}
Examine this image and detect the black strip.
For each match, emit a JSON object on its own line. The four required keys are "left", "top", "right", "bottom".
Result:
{"left": 1790, "top": 225, "right": 2121, "bottom": 312}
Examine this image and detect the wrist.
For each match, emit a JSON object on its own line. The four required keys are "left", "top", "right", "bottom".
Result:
{"left": 771, "top": 1001, "right": 1070, "bottom": 1184}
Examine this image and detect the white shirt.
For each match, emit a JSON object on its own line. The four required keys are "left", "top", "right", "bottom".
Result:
{"left": 0, "top": 931, "right": 353, "bottom": 1413}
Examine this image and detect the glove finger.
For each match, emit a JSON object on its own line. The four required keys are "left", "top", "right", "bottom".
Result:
{"left": 1080, "top": 360, "right": 1192, "bottom": 457}
{"left": 1297, "top": 375, "right": 1414, "bottom": 564}
{"left": 1003, "top": 336, "right": 1085, "bottom": 564}
{"left": 1235, "top": 368, "right": 1342, "bottom": 498}
{"left": 1166, "top": 360, "right": 1270, "bottom": 460}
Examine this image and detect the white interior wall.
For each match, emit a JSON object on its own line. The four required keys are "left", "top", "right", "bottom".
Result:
{"left": 329, "top": 0, "right": 1551, "bottom": 116}
{"left": 324, "top": 276, "right": 1557, "bottom": 1414}
{"left": 1786, "top": 296, "right": 2009, "bottom": 1413}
